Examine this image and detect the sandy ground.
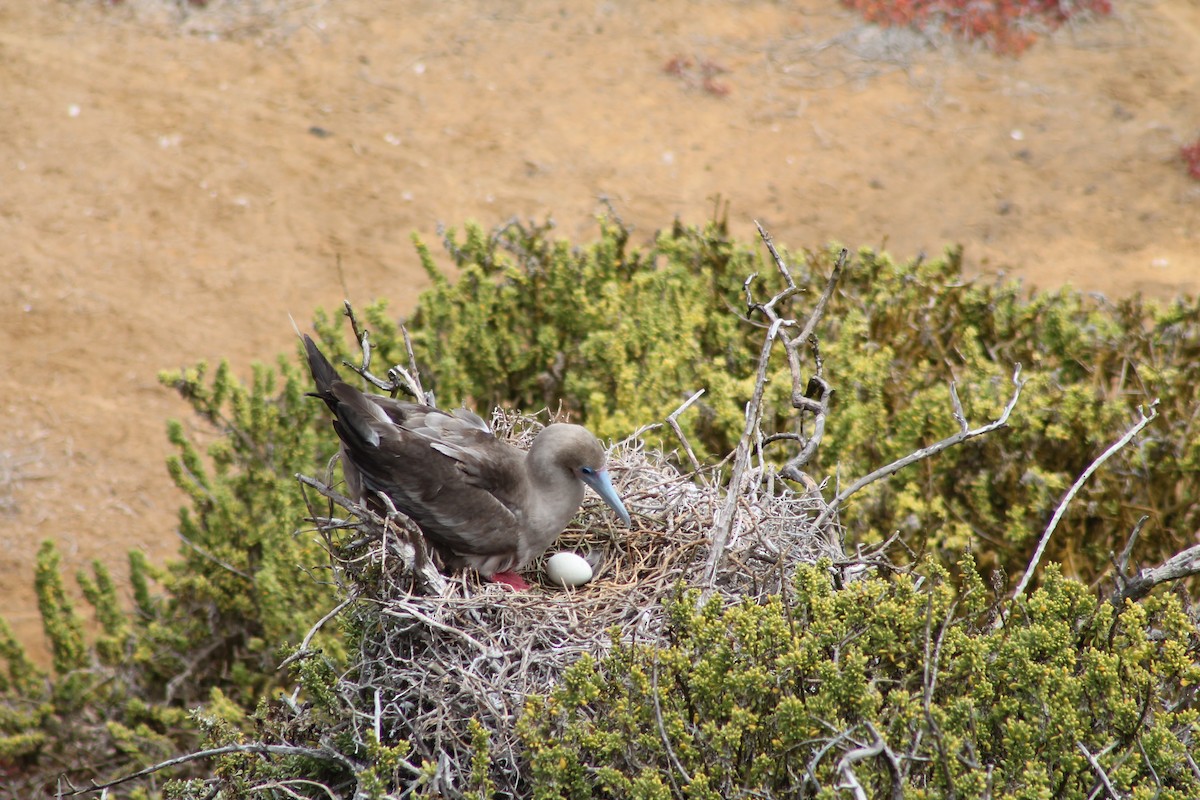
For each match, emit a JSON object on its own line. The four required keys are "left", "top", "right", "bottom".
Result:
{"left": 1, "top": 0, "right": 1198, "bottom": 658}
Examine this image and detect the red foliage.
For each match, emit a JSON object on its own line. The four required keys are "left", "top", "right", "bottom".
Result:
{"left": 1182, "top": 138, "right": 1200, "bottom": 180}
{"left": 664, "top": 55, "right": 692, "bottom": 77}
{"left": 841, "top": 0, "right": 1113, "bottom": 55}
{"left": 663, "top": 54, "right": 733, "bottom": 97}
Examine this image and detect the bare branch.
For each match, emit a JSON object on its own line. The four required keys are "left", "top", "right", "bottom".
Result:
{"left": 812, "top": 366, "right": 1025, "bottom": 534}
{"left": 835, "top": 723, "right": 903, "bottom": 800}
{"left": 397, "top": 317, "right": 432, "bottom": 405}
{"left": 1078, "top": 742, "right": 1124, "bottom": 800}
{"left": 1112, "top": 543, "right": 1200, "bottom": 605}
{"left": 755, "top": 219, "right": 797, "bottom": 290}
{"left": 67, "top": 744, "right": 352, "bottom": 796}
{"left": 1115, "top": 514, "right": 1150, "bottom": 578}
{"left": 779, "top": 371, "right": 833, "bottom": 476}
{"left": 295, "top": 473, "right": 447, "bottom": 595}
{"left": 704, "top": 238, "right": 847, "bottom": 588}
{"left": 791, "top": 251, "right": 845, "bottom": 347}
{"left": 666, "top": 389, "right": 706, "bottom": 474}
{"left": 651, "top": 657, "right": 692, "bottom": 793}
{"left": 949, "top": 381, "right": 968, "bottom": 432}
{"left": 278, "top": 594, "right": 357, "bottom": 670}
{"left": 1013, "top": 400, "right": 1159, "bottom": 603}
{"left": 339, "top": 301, "right": 431, "bottom": 403}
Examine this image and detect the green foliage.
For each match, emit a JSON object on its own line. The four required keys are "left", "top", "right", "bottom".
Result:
{"left": 149, "top": 354, "right": 343, "bottom": 705}
{"left": 519, "top": 559, "right": 1200, "bottom": 799}
{"left": 34, "top": 541, "right": 87, "bottom": 677}
{"left": 806, "top": 248, "right": 1200, "bottom": 581}
{"left": 0, "top": 351, "right": 345, "bottom": 793}
{"left": 0, "top": 620, "right": 38, "bottom": 697}
{"left": 1, "top": 542, "right": 194, "bottom": 798}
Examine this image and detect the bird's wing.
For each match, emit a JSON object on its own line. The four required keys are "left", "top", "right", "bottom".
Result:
{"left": 409, "top": 409, "right": 530, "bottom": 519}
{"left": 333, "top": 395, "right": 527, "bottom": 560}
{"left": 303, "top": 335, "right": 527, "bottom": 565}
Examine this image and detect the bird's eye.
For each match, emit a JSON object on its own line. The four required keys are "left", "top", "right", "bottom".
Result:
{"left": 580, "top": 466, "right": 595, "bottom": 476}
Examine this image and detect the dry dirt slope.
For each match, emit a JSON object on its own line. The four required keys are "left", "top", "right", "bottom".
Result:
{"left": 0, "top": 0, "right": 1198, "bottom": 656}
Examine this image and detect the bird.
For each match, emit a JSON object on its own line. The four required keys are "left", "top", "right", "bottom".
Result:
{"left": 302, "top": 335, "right": 630, "bottom": 589}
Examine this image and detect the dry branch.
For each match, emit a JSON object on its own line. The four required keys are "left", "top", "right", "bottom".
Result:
{"left": 811, "top": 366, "right": 1026, "bottom": 534}
{"left": 1078, "top": 742, "right": 1123, "bottom": 800}
{"left": 1112, "top": 542, "right": 1200, "bottom": 605}
{"left": 341, "top": 300, "right": 433, "bottom": 404}
{"left": 66, "top": 744, "right": 352, "bottom": 797}
{"left": 702, "top": 233, "right": 846, "bottom": 589}
{"left": 835, "top": 723, "right": 903, "bottom": 800}
{"left": 1013, "top": 399, "right": 1159, "bottom": 602}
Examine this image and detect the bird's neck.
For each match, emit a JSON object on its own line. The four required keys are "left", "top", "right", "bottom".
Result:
{"left": 523, "top": 447, "right": 585, "bottom": 547}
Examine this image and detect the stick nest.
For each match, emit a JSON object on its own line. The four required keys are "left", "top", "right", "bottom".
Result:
{"left": 298, "top": 410, "right": 837, "bottom": 797}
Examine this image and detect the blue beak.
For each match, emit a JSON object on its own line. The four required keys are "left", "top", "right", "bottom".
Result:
{"left": 581, "top": 468, "right": 631, "bottom": 526}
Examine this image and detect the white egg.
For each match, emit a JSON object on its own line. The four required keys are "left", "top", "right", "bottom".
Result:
{"left": 545, "top": 552, "right": 594, "bottom": 588}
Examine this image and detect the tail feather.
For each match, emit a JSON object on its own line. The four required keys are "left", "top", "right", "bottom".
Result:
{"left": 303, "top": 335, "right": 342, "bottom": 406}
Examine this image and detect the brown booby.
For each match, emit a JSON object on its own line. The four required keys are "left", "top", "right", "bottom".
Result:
{"left": 303, "top": 335, "right": 630, "bottom": 589}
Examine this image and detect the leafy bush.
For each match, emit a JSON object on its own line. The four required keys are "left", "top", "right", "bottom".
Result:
{"left": 0, "top": 544, "right": 193, "bottom": 798}
{"left": 164, "top": 556, "right": 1200, "bottom": 799}
{"left": 312, "top": 217, "right": 760, "bottom": 461}
{"left": 0, "top": 357, "right": 343, "bottom": 793}
{"left": 152, "top": 356, "right": 343, "bottom": 705}
{"left": 519, "top": 559, "right": 1200, "bottom": 799}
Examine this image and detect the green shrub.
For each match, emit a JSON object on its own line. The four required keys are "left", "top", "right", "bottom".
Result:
{"left": 519, "top": 558, "right": 1200, "bottom": 799}
{"left": 0, "top": 544, "right": 192, "bottom": 798}
{"left": 150, "top": 355, "right": 344, "bottom": 705}
{"left": 309, "top": 216, "right": 762, "bottom": 461}
{"left": 0, "top": 355, "right": 345, "bottom": 794}
{"left": 807, "top": 248, "right": 1200, "bottom": 580}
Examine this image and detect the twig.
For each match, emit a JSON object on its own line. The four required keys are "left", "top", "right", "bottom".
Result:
{"left": 755, "top": 220, "right": 797, "bottom": 291}
{"left": 295, "top": 473, "right": 447, "bottom": 595}
{"left": 278, "top": 594, "right": 356, "bottom": 670}
{"left": 650, "top": 657, "right": 692, "bottom": 792}
{"left": 1078, "top": 742, "right": 1124, "bottom": 800}
{"left": 779, "top": 368, "right": 833, "bottom": 476}
{"left": 1115, "top": 515, "right": 1150, "bottom": 578}
{"left": 1013, "top": 400, "right": 1159, "bottom": 603}
{"left": 1111, "top": 543, "right": 1200, "bottom": 605}
{"left": 297, "top": 474, "right": 361, "bottom": 518}
{"left": 703, "top": 320, "right": 781, "bottom": 589}
{"left": 1183, "top": 740, "right": 1200, "bottom": 783}
{"left": 175, "top": 530, "right": 252, "bottom": 580}
{"left": 805, "top": 728, "right": 855, "bottom": 793}
{"left": 382, "top": 601, "right": 502, "bottom": 658}
{"left": 835, "top": 723, "right": 902, "bottom": 800}
{"left": 812, "top": 366, "right": 1026, "bottom": 533}
{"left": 340, "top": 301, "right": 429, "bottom": 402}
{"left": 67, "top": 744, "right": 352, "bottom": 796}
{"left": 870, "top": 721, "right": 905, "bottom": 800}
{"left": 703, "top": 236, "right": 845, "bottom": 589}
{"left": 396, "top": 318, "right": 433, "bottom": 405}
{"left": 666, "top": 389, "right": 706, "bottom": 474}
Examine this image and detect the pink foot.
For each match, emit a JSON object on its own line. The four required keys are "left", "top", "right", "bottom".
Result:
{"left": 488, "top": 570, "right": 530, "bottom": 590}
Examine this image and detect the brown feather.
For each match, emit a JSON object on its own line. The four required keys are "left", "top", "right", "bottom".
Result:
{"left": 302, "top": 336, "right": 629, "bottom": 579}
